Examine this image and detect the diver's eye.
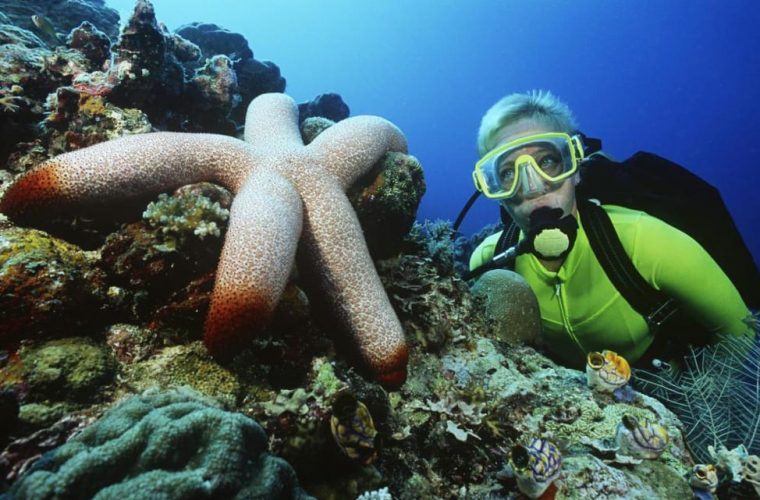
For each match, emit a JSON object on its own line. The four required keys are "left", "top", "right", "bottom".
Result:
{"left": 497, "top": 164, "right": 515, "bottom": 185}
{"left": 538, "top": 155, "right": 562, "bottom": 175}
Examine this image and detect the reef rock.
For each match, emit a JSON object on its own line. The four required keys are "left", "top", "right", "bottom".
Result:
{"left": 67, "top": 21, "right": 111, "bottom": 70}
{"left": 100, "top": 188, "right": 230, "bottom": 320}
{"left": 0, "top": 227, "right": 108, "bottom": 346}
{"left": 175, "top": 21, "right": 286, "bottom": 125}
{"left": 5, "top": 387, "right": 314, "bottom": 499}
{"left": 20, "top": 337, "right": 116, "bottom": 404}
{"left": 298, "top": 93, "right": 350, "bottom": 123}
{"left": 107, "top": 0, "right": 185, "bottom": 125}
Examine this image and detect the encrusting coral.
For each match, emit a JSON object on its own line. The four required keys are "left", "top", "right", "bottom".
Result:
{"left": 0, "top": 92, "right": 410, "bottom": 388}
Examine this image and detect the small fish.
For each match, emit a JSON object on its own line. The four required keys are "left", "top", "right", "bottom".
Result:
{"left": 586, "top": 350, "right": 631, "bottom": 394}
{"left": 31, "top": 15, "right": 62, "bottom": 45}
{"left": 330, "top": 392, "right": 379, "bottom": 465}
{"left": 689, "top": 464, "right": 718, "bottom": 496}
{"left": 509, "top": 438, "right": 562, "bottom": 499}
{"left": 615, "top": 414, "right": 669, "bottom": 459}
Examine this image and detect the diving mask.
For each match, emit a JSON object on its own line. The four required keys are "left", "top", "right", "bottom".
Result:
{"left": 472, "top": 132, "right": 585, "bottom": 199}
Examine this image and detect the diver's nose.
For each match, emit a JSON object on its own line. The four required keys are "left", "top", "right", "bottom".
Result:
{"left": 518, "top": 162, "right": 548, "bottom": 198}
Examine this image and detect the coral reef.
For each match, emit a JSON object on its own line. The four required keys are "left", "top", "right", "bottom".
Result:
{"left": 4, "top": 387, "right": 313, "bottom": 499}
{"left": 67, "top": 21, "right": 111, "bottom": 71}
{"left": 0, "top": 2, "right": 718, "bottom": 498}
{"left": 348, "top": 151, "right": 426, "bottom": 259}
{"left": 0, "top": 0, "right": 120, "bottom": 42}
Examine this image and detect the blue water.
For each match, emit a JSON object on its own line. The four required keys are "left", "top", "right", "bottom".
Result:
{"left": 109, "top": 0, "right": 760, "bottom": 265}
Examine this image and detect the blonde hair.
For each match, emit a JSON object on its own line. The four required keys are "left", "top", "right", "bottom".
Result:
{"left": 477, "top": 90, "right": 578, "bottom": 156}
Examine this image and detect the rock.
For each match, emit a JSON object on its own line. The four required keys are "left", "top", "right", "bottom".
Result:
{"left": 377, "top": 239, "right": 485, "bottom": 352}
{"left": 0, "top": 414, "right": 90, "bottom": 486}
{"left": 5, "top": 387, "right": 314, "bottom": 499}
{"left": 108, "top": 0, "right": 185, "bottom": 122}
{"left": 298, "top": 93, "right": 350, "bottom": 123}
{"left": 104, "top": 323, "right": 160, "bottom": 364}
{"left": 188, "top": 54, "right": 240, "bottom": 133}
{"left": 0, "top": 22, "right": 47, "bottom": 48}
{"left": 349, "top": 151, "right": 426, "bottom": 259}
{"left": 17, "top": 402, "right": 75, "bottom": 431}
{"left": 0, "top": 227, "right": 108, "bottom": 346}
{"left": 300, "top": 116, "right": 335, "bottom": 144}
{"left": 470, "top": 269, "right": 542, "bottom": 344}
{"left": 67, "top": 21, "right": 111, "bottom": 70}
{"left": 0, "top": 388, "right": 20, "bottom": 445}
{"left": 174, "top": 22, "right": 253, "bottom": 61}
{"left": 100, "top": 189, "right": 228, "bottom": 319}
{"left": 175, "top": 21, "right": 286, "bottom": 127}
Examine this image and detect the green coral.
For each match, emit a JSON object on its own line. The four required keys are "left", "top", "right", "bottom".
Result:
{"left": 21, "top": 337, "right": 115, "bottom": 403}
{"left": 142, "top": 192, "right": 230, "bottom": 253}
{"left": 6, "top": 387, "right": 313, "bottom": 499}
{"left": 123, "top": 342, "right": 243, "bottom": 407}
{"left": 18, "top": 402, "right": 78, "bottom": 430}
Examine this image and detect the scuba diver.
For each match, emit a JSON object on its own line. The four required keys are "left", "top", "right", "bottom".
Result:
{"left": 465, "top": 90, "right": 758, "bottom": 369}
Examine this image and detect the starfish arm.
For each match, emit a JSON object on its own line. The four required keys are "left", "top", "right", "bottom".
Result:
{"left": 204, "top": 168, "right": 303, "bottom": 359}
{"left": 307, "top": 116, "right": 408, "bottom": 190}
{"left": 299, "top": 174, "right": 408, "bottom": 387}
{"left": 0, "top": 132, "right": 255, "bottom": 221}
{"left": 243, "top": 93, "right": 303, "bottom": 151}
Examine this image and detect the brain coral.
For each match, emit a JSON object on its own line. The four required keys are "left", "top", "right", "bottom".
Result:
{"left": 6, "top": 387, "right": 313, "bottom": 499}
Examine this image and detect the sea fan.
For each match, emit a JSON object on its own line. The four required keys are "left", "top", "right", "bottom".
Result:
{"left": 635, "top": 332, "right": 760, "bottom": 464}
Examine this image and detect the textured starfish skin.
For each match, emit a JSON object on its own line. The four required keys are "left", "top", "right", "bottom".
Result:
{"left": 0, "top": 93, "right": 410, "bottom": 387}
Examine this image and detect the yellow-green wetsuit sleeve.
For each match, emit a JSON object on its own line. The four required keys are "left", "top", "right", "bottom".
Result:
{"left": 631, "top": 214, "right": 754, "bottom": 339}
{"left": 469, "top": 232, "right": 503, "bottom": 271}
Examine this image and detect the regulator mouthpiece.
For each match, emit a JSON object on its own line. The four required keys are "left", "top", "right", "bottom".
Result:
{"left": 527, "top": 207, "right": 578, "bottom": 260}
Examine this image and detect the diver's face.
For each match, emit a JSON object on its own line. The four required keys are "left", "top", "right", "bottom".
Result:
{"left": 493, "top": 120, "right": 579, "bottom": 232}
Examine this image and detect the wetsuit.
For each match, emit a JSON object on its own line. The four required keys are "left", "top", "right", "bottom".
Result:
{"left": 469, "top": 204, "right": 754, "bottom": 368}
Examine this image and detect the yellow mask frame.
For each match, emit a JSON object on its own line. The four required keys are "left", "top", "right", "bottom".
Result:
{"left": 472, "top": 132, "right": 585, "bottom": 199}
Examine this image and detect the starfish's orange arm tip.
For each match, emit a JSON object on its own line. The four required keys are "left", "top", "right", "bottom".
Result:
{"left": 0, "top": 167, "right": 61, "bottom": 218}
{"left": 375, "top": 345, "right": 409, "bottom": 389}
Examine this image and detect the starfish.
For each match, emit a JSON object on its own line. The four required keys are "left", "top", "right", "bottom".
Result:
{"left": 0, "top": 93, "right": 410, "bottom": 387}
